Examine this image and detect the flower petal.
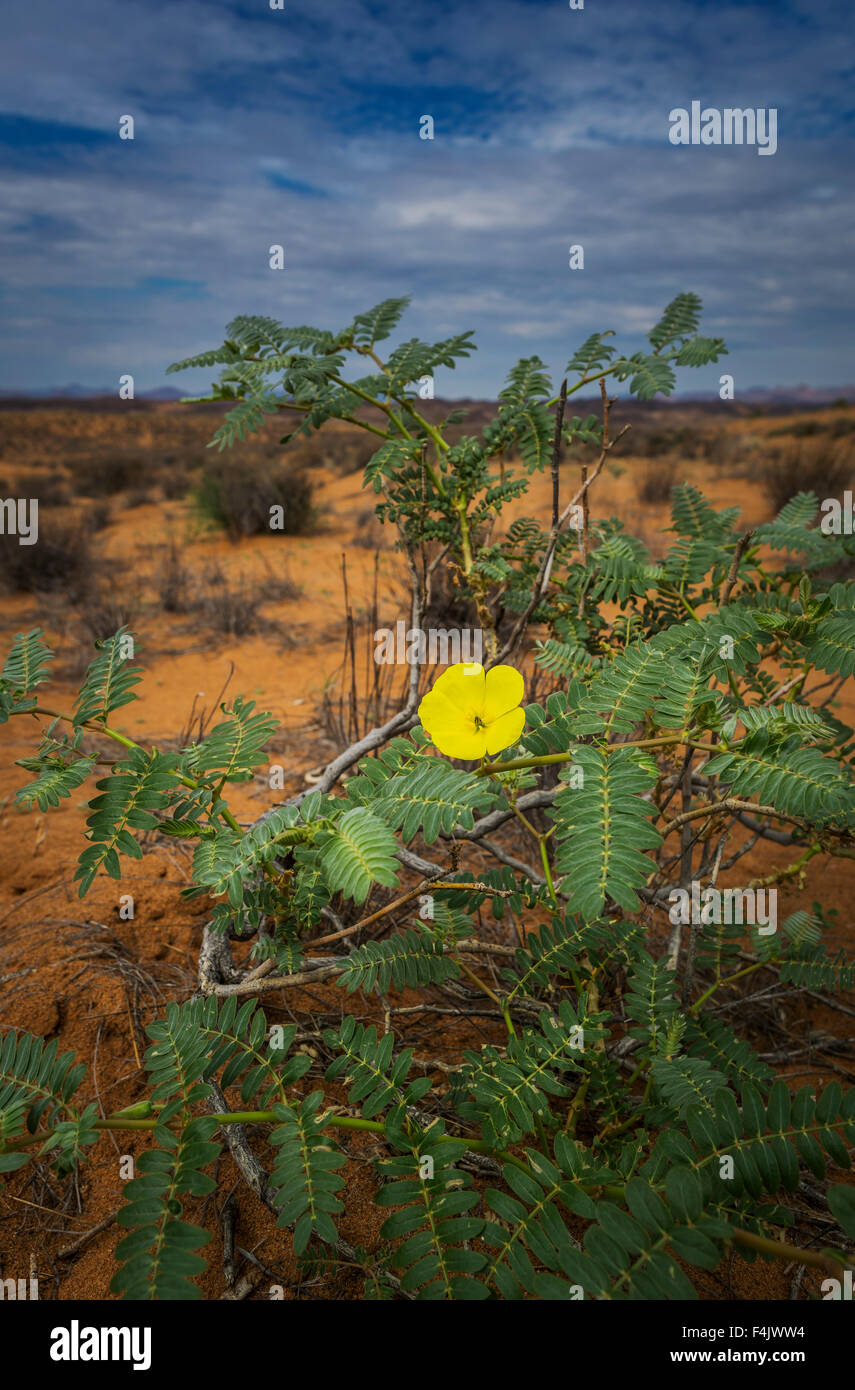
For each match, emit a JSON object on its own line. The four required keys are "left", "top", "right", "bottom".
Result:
{"left": 417, "top": 686, "right": 461, "bottom": 738}
{"left": 423, "top": 713, "right": 488, "bottom": 759}
{"left": 418, "top": 685, "right": 488, "bottom": 759}
{"left": 485, "top": 706, "right": 526, "bottom": 755}
{"left": 425, "top": 661, "right": 486, "bottom": 721}
{"left": 483, "top": 664, "right": 525, "bottom": 723}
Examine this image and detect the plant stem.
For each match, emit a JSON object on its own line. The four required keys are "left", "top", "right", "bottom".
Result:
{"left": 454, "top": 955, "right": 504, "bottom": 1010}
{"left": 456, "top": 499, "right": 473, "bottom": 574}
{"left": 475, "top": 736, "right": 720, "bottom": 779}
{"left": 27, "top": 706, "right": 244, "bottom": 835}
{"left": 6, "top": 1113, "right": 852, "bottom": 1274}
{"left": 539, "top": 836, "right": 559, "bottom": 909}
{"left": 690, "top": 961, "right": 766, "bottom": 1014}
{"left": 0, "top": 1108, "right": 530, "bottom": 1175}
{"left": 730, "top": 1226, "right": 845, "bottom": 1275}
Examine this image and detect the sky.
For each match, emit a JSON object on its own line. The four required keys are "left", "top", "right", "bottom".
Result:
{"left": 0, "top": 0, "right": 852, "bottom": 398}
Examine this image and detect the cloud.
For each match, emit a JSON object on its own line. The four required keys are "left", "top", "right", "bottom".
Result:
{"left": 0, "top": 0, "right": 851, "bottom": 394}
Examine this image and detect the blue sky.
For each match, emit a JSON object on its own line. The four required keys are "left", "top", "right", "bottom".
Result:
{"left": 0, "top": 0, "right": 852, "bottom": 396}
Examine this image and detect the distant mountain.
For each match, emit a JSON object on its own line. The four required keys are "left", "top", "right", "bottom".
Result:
{"left": 732, "top": 385, "right": 855, "bottom": 406}
{"left": 0, "top": 384, "right": 851, "bottom": 409}
{"left": 0, "top": 384, "right": 185, "bottom": 401}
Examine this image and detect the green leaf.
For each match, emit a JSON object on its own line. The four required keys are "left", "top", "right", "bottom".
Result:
{"left": 319, "top": 807, "right": 399, "bottom": 905}
{"left": 336, "top": 929, "right": 460, "bottom": 995}
{"left": 1, "top": 628, "right": 53, "bottom": 694}
{"left": 351, "top": 296, "right": 411, "bottom": 348}
{"left": 74, "top": 628, "right": 142, "bottom": 726}
{"left": 648, "top": 293, "right": 702, "bottom": 351}
{"left": 182, "top": 695, "right": 279, "bottom": 784}
{"left": 270, "top": 1093, "right": 345, "bottom": 1253}
{"left": 550, "top": 746, "right": 662, "bottom": 918}
{"left": 828, "top": 1185, "right": 855, "bottom": 1239}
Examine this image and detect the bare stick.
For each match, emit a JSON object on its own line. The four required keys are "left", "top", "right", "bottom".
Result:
{"left": 721, "top": 529, "right": 754, "bottom": 606}
{"left": 551, "top": 378, "right": 567, "bottom": 531}
{"left": 494, "top": 389, "right": 628, "bottom": 666}
{"left": 221, "top": 1189, "right": 237, "bottom": 1289}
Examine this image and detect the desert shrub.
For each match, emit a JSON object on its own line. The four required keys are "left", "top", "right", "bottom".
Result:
{"left": 635, "top": 458, "right": 678, "bottom": 503}
{"left": 289, "top": 438, "right": 325, "bottom": 469}
{"left": 702, "top": 430, "right": 754, "bottom": 470}
{"left": 194, "top": 456, "right": 315, "bottom": 538}
{"left": 350, "top": 506, "right": 391, "bottom": 549}
{"left": 159, "top": 463, "right": 195, "bottom": 499}
{"left": 190, "top": 558, "right": 299, "bottom": 635}
{"left": 156, "top": 551, "right": 302, "bottom": 632}
{"left": 290, "top": 431, "right": 381, "bottom": 475}
{"left": 74, "top": 449, "right": 147, "bottom": 496}
{"left": 122, "top": 487, "right": 154, "bottom": 509}
{"left": 15, "top": 469, "right": 71, "bottom": 507}
{"left": 786, "top": 419, "right": 824, "bottom": 438}
{"left": 327, "top": 434, "right": 381, "bottom": 474}
{"left": 639, "top": 425, "right": 705, "bottom": 459}
{"left": 88, "top": 500, "right": 113, "bottom": 531}
{"left": 769, "top": 417, "right": 855, "bottom": 440}
{"left": 76, "top": 595, "right": 138, "bottom": 643}
{"left": 758, "top": 436, "right": 853, "bottom": 512}
{"left": 157, "top": 537, "right": 193, "bottom": 613}
{"left": 257, "top": 555, "right": 303, "bottom": 602}
{"left": 196, "top": 567, "right": 265, "bottom": 633}
{"left": 6, "top": 296, "right": 855, "bottom": 1307}
{"left": 0, "top": 511, "right": 92, "bottom": 595}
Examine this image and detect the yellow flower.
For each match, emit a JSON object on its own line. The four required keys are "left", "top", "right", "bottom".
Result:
{"left": 417, "top": 662, "right": 525, "bottom": 760}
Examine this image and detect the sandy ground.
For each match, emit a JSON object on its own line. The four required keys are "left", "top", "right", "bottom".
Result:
{"left": 0, "top": 405, "right": 853, "bottom": 1300}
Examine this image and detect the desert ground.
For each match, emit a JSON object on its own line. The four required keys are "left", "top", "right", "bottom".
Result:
{"left": 1, "top": 396, "right": 854, "bottom": 1299}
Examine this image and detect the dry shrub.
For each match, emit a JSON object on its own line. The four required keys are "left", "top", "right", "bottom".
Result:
{"left": 291, "top": 432, "right": 378, "bottom": 475}
{"left": 197, "top": 581, "right": 259, "bottom": 637}
{"left": 88, "top": 500, "right": 113, "bottom": 531}
{"left": 0, "top": 510, "right": 92, "bottom": 596}
{"left": 122, "top": 487, "right": 154, "bottom": 509}
{"left": 758, "top": 436, "right": 853, "bottom": 512}
{"left": 703, "top": 432, "right": 754, "bottom": 471}
{"left": 190, "top": 557, "right": 302, "bottom": 637}
{"left": 194, "top": 456, "right": 315, "bottom": 538}
{"left": 324, "top": 435, "right": 379, "bottom": 475}
{"left": 256, "top": 556, "right": 303, "bottom": 603}
{"left": 74, "top": 449, "right": 148, "bottom": 496}
{"left": 76, "top": 595, "right": 138, "bottom": 644}
{"left": 159, "top": 464, "right": 195, "bottom": 499}
{"left": 349, "top": 507, "right": 391, "bottom": 549}
{"left": 157, "top": 538, "right": 193, "bottom": 613}
{"left": 635, "top": 459, "right": 678, "bottom": 504}
{"left": 637, "top": 425, "right": 706, "bottom": 460}
{"left": 14, "top": 470, "right": 72, "bottom": 507}
{"left": 192, "top": 562, "right": 265, "bottom": 637}
{"left": 769, "top": 419, "right": 825, "bottom": 439}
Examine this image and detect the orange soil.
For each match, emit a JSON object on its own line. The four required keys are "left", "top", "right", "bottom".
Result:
{"left": 0, "top": 407, "right": 853, "bottom": 1300}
